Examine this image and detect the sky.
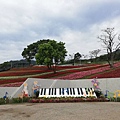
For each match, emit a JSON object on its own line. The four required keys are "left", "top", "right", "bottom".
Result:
{"left": 0, "top": 0, "right": 120, "bottom": 63}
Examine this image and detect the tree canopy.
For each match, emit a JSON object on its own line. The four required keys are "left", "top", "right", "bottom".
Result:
{"left": 35, "top": 40, "right": 67, "bottom": 69}
{"left": 21, "top": 39, "right": 50, "bottom": 64}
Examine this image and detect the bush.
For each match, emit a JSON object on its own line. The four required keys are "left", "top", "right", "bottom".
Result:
{"left": 95, "top": 90, "right": 102, "bottom": 98}
{"left": 11, "top": 97, "right": 23, "bottom": 103}
{"left": 0, "top": 98, "right": 6, "bottom": 105}
{"left": 11, "top": 97, "right": 30, "bottom": 103}
{"left": 116, "top": 97, "right": 120, "bottom": 102}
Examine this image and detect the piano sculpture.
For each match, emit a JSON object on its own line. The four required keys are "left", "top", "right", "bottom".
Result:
{"left": 38, "top": 88, "right": 97, "bottom": 98}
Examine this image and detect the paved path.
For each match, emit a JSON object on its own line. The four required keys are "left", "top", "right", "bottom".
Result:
{"left": 0, "top": 102, "right": 120, "bottom": 120}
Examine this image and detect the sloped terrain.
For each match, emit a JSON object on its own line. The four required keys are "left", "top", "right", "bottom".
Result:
{"left": 0, "top": 62, "right": 120, "bottom": 87}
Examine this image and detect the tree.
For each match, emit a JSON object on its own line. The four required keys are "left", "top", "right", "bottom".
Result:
{"left": 35, "top": 40, "right": 67, "bottom": 72}
{"left": 21, "top": 47, "right": 34, "bottom": 65}
{"left": 69, "top": 52, "right": 82, "bottom": 65}
{"left": 89, "top": 49, "right": 101, "bottom": 62}
{"left": 73, "top": 52, "right": 82, "bottom": 65}
{"left": 89, "top": 49, "right": 101, "bottom": 58}
{"left": 21, "top": 39, "right": 50, "bottom": 65}
{"left": 98, "top": 28, "right": 120, "bottom": 67}
{"left": 68, "top": 53, "right": 74, "bottom": 65}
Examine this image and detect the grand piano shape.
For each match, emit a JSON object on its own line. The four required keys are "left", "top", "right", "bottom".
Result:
{"left": 39, "top": 88, "right": 97, "bottom": 98}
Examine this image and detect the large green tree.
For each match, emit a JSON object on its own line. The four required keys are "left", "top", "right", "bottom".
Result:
{"left": 21, "top": 39, "right": 50, "bottom": 64}
{"left": 35, "top": 40, "right": 67, "bottom": 70}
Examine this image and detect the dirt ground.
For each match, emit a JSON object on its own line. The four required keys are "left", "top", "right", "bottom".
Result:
{"left": 0, "top": 102, "right": 120, "bottom": 120}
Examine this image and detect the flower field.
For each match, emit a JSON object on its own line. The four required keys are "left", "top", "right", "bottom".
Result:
{"left": 89, "top": 67, "right": 120, "bottom": 79}
{"left": 55, "top": 62, "right": 120, "bottom": 80}
{"left": 0, "top": 62, "right": 120, "bottom": 87}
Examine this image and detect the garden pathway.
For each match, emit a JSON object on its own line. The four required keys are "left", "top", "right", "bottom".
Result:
{"left": 0, "top": 102, "right": 120, "bottom": 120}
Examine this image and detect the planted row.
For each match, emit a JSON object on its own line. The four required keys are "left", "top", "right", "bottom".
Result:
{"left": 0, "top": 70, "right": 46, "bottom": 77}
{"left": 0, "top": 78, "right": 26, "bottom": 85}
{"left": 54, "top": 62, "right": 120, "bottom": 79}
{"left": 0, "top": 82, "right": 23, "bottom": 87}
{"left": 89, "top": 67, "right": 120, "bottom": 78}
{"left": 0, "top": 64, "right": 108, "bottom": 78}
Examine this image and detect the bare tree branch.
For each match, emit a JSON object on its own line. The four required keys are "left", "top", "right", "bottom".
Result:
{"left": 98, "top": 27, "right": 119, "bottom": 68}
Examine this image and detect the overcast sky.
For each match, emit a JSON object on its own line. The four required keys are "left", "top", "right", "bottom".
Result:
{"left": 0, "top": 0, "right": 120, "bottom": 63}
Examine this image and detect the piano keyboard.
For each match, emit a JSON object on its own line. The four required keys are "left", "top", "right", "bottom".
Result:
{"left": 39, "top": 88, "right": 97, "bottom": 98}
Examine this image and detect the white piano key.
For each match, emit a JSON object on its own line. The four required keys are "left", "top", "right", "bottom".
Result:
{"left": 56, "top": 88, "right": 60, "bottom": 97}
{"left": 45, "top": 88, "right": 49, "bottom": 97}
{"left": 81, "top": 88, "right": 87, "bottom": 97}
{"left": 74, "top": 88, "right": 79, "bottom": 97}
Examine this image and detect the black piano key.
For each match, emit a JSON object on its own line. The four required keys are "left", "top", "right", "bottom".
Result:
{"left": 51, "top": 88, "right": 54, "bottom": 95}
{"left": 88, "top": 88, "right": 91, "bottom": 93}
{"left": 90, "top": 88, "right": 94, "bottom": 91}
{"left": 62, "top": 88, "right": 64, "bottom": 95}
{"left": 53, "top": 88, "right": 54, "bottom": 95}
{"left": 70, "top": 88, "right": 72, "bottom": 95}
{"left": 53, "top": 88, "right": 55, "bottom": 95}
{"left": 80, "top": 88, "right": 83, "bottom": 95}
{"left": 92, "top": 88, "right": 94, "bottom": 95}
{"left": 64, "top": 88, "right": 69, "bottom": 95}
{"left": 49, "top": 88, "right": 51, "bottom": 95}
{"left": 90, "top": 88, "right": 94, "bottom": 95}
{"left": 54, "top": 88, "right": 56, "bottom": 95}
{"left": 40, "top": 88, "right": 43, "bottom": 95}
{"left": 44, "top": 88, "right": 46, "bottom": 95}
{"left": 73, "top": 88, "right": 75, "bottom": 95}
{"left": 66, "top": 88, "right": 69, "bottom": 95}
{"left": 85, "top": 88, "right": 88, "bottom": 95}
{"left": 77, "top": 88, "right": 80, "bottom": 95}
{"left": 88, "top": 88, "right": 90, "bottom": 92}
{"left": 59, "top": 88, "right": 61, "bottom": 95}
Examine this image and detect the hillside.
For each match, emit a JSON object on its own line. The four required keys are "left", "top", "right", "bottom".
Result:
{"left": 0, "top": 62, "right": 120, "bottom": 87}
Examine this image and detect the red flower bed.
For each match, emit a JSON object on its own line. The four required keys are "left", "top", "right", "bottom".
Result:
{"left": 54, "top": 62, "right": 120, "bottom": 79}
{"left": 0, "top": 65, "right": 84, "bottom": 77}
{"left": 0, "top": 78, "right": 27, "bottom": 85}
{"left": 10, "top": 66, "right": 48, "bottom": 71}
{"left": 34, "top": 69, "right": 81, "bottom": 79}
{"left": 0, "top": 82, "right": 23, "bottom": 87}
{"left": 89, "top": 67, "right": 120, "bottom": 78}
{"left": 32, "top": 64, "right": 109, "bottom": 79}
{"left": 0, "top": 62, "right": 120, "bottom": 87}
{"left": 0, "top": 64, "right": 107, "bottom": 78}
{"left": 55, "top": 66, "right": 110, "bottom": 79}
{"left": 0, "top": 69, "right": 52, "bottom": 77}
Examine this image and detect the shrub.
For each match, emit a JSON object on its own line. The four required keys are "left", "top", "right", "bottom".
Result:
{"left": 0, "top": 98, "right": 6, "bottom": 105}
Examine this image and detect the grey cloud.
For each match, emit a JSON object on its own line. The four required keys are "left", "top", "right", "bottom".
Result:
{"left": 0, "top": 0, "right": 120, "bottom": 63}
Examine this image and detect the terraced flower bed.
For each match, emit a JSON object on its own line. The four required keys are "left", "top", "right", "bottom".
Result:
{"left": 89, "top": 67, "right": 120, "bottom": 79}
{"left": 0, "top": 82, "right": 23, "bottom": 87}
{"left": 54, "top": 62, "right": 120, "bottom": 79}
{"left": 55, "top": 66, "right": 110, "bottom": 79}
{"left": 0, "top": 69, "right": 52, "bottom": 77}
{"left": 0, "top": 62, "right": 120, "bottom": 87}
{"left": 0, "top": 78, "right": 26, "bottom": 86}
{"left": 34, "top": 64, "right": 108, "bottom": 79}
